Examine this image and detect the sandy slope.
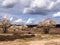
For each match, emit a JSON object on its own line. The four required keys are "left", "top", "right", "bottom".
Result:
{"left": 26, "top": 38, "right": 60, "bottom": 45}
{"left": 0, "top": 38, "right": 60, "bottom": 45}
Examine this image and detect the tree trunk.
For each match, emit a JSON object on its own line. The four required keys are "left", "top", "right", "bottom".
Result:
{"left": 3, "top": 27, "right": 7, "bottom": 33}
{"left": 43, "top": 27, "right": 49, "bottom": 34}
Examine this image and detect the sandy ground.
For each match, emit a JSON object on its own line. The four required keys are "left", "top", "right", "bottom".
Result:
{"left": 0, "top": 38, "right": 60, "bottom": 45}
{"left": 0, "top": 34, "right": 60, "bottom": 45}
{"left": 0, "top": 39, "right": 28, "bottom": 45}
{"left": 26, "top": 38, "right": 60, "bottom": 45}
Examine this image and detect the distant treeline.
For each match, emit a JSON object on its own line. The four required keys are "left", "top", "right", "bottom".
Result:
{"left": 55, "top": 24, "right": 60, "bottom": 28}
{"left": 16, "top": 24, "right": 60, "bottom": 28}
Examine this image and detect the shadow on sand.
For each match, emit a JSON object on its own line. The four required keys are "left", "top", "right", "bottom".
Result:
{"left": 0, "top": 33, "right": 35, "bottom": 41}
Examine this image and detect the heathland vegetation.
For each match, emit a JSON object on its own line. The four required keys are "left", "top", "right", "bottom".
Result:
{"left": 0, "top": 18, "right": 60, "bottom": 45}
{"left": 0, "top": 18, "right": 56, "bottom": 34}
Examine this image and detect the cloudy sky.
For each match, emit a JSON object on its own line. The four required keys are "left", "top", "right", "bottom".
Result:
{"left": 0, "top": 0, "right": 60, "bottom": 25}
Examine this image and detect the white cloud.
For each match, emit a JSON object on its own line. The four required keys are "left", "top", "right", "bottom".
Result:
{"left": 14, "top": 18, "right": 35, "bottom": 25}
{"left": 23, "top": 0, "right": 60, "bottom": 15}
{"left": 1, "top": 0, "right": 18, "bottom": 8}
{"left": 53, "top": 12, "right": 60, "bottom": 17}
{"left": 0, "top": 12, "right": 36, "bottom": 25}
{"left": 20, "top": 0, "right": 32, "bottom": 7}
{"left": 14, "top": 19, "right": 23, "bottom": 23}
{"left": 23, "top": 8, "right": 34, "bottom": 14}
{"left": 1, "top": 0, "right": 32, "bottom": 8}
{"left": 3, "top": 13, "right": 13, "bottom": 21}
{"left": 10, "top": 17, "right": 13, "bottom": 21}
{"left": 1, "top": 0, "right": 60, "bottom": 16}
{"left": 14, "top": 19, "right": 24, "bottom": 25}
{"left": 26, "top": 18, "right": 35, "bottom": 24}
{"left": 3, "top": 14, "right": 7, "bottom": 18}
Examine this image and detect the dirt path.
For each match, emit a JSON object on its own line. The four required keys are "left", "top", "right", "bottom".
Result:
{"left": 26, "top": 38, "right": 60, "bottom": 45}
